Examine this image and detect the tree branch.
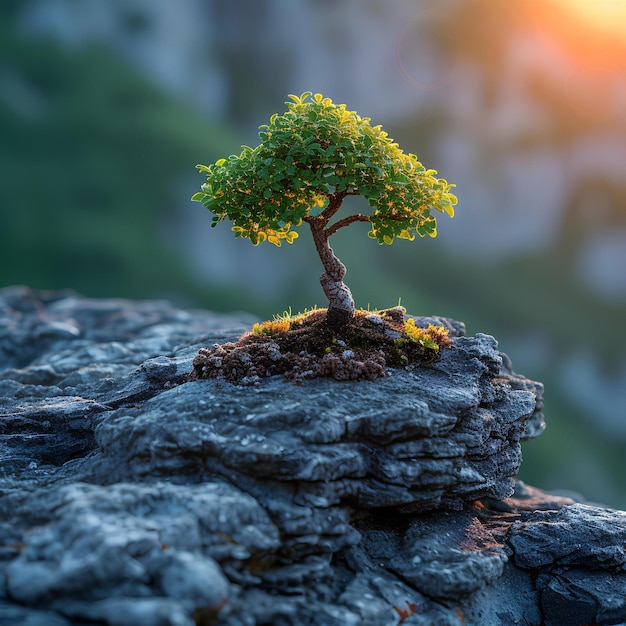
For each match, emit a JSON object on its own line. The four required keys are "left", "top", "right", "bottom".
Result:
{"left": 326, "top": 214, "right": 371, "bottom": 238}
{"left": 319, "top": 190, "right": 347, "bottom": 224}
{"left": 303, "top": 189, "right": 359, "bottom": 230}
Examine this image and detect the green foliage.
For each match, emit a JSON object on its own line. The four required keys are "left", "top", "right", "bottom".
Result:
{"left": 193, "top": 92, "right": 457, "bottom": 246}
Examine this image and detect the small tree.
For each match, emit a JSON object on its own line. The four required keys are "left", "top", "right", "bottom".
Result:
{"left": 192, "top": 92, "right": 457, "bottom": 327}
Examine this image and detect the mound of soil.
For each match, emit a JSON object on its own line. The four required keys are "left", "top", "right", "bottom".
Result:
{"left": 188, "top": 307, "right": 451, "bottom": 384}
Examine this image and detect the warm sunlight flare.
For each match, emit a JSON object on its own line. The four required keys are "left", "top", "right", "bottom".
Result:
{"left": 531, "top": 0, "right": 626, "bottom": 70}
{"left": 554, "top": 0, "right": 626, "bottom": 33}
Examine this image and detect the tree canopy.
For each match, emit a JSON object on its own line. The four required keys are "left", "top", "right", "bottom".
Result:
{"left": 192, "top": 92, "right": 457, "bottom": 247}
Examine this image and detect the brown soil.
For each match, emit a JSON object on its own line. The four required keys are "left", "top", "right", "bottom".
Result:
{"left": 188, "top": 307, "right": 451, "bottom": 385}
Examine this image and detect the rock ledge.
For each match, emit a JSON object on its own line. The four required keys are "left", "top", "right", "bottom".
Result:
{"left": 1, "top": 287, "right": 624, "bottom": 626}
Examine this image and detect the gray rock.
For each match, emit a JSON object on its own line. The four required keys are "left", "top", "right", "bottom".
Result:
{"left": 0, "top": 286, "right": 624, "bottom": 625}
{"left": 55, "top": 597, "right": 196, "bottom": 626}
{"left": 509, "top": 503, "right": 626, "bottom": 625}
{"left": 4, "top": 481, "right": 267, "bottom": 606}
{"left": 510, "top": 503, "right": 626, "bottom": 570}
{"left": 0, "top": 602, "right": 73, "bottom": 626}
{"left": 94, "top": 331, "right": 541, "bottom": 511}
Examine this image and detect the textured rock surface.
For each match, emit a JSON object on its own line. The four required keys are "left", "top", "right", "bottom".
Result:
{"left": 1, "top": 286, "right": 625, "bottom": 626}
{"left": 97, "top": 332, "right": 541, "bottom": 511}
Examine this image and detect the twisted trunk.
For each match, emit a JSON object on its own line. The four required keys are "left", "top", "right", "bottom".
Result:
{"left": 305, "top": 195, "right": 355, "bottom": 328}
{"left": 309, "top": 221, "right": 355, "bottom": 327}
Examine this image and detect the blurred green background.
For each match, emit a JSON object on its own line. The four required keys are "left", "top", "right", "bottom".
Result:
{"left": 1, "top": 0, "right": 625, "bottom": 506}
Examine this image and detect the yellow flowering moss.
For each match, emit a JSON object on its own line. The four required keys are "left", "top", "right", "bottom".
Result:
{"left": 251, "top": 320, "right": 291, "bottom": 337}
{"left": 401, "top": 318, "right": 450, "bottom": 352}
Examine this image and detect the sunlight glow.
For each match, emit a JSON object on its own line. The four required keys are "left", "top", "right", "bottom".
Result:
{"left": 552, "top": 0, "right": 626, "bottom": 34}
{"left": 528, "top": 0, "right": 626, "bottom": 71}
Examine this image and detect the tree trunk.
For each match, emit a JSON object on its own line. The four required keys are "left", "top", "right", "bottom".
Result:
{"left": 307, "top": 220, "right": 355, "bottom": 328}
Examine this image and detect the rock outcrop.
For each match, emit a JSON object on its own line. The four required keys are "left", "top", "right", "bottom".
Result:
{"left": 1, "top": 286, "right": 625, "bottom": 626}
